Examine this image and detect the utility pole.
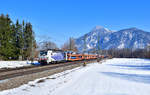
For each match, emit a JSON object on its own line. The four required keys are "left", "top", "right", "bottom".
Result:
{"left": 83, "top": 34, "right": 87, "bottom": 66}
{"left": 69, "top": 37, "right": 72, "bottom": 51}
{"left": 97, "top": 33, "right": 101, "bottom": 62}
{"left": 31, "top": 32, "right": 34, "bottom": 62}
{"left": 83, "top": 34, "right": 87, "bottom": 54}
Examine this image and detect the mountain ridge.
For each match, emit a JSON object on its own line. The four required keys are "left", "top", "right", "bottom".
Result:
{"left": 75, "top": 26, "right": 150, "bottom": 52}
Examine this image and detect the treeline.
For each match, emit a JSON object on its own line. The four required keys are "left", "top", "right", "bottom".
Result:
{"left": 0, "top": 14, "right": 36, "bottom": 60}
{"left": 106, "top": 48, "right": 150, "bottom": 58}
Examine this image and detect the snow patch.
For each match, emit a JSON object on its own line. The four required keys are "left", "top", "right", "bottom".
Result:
{"left": 1, "top": 58, "right": 150, "bottom": 95}
{"left": 0, "top": 61, "right": 36, "bottom": 69}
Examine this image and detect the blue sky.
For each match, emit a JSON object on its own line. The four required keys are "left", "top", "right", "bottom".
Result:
{"left": 0, "top": 0, "right": 150, "bottom": 47}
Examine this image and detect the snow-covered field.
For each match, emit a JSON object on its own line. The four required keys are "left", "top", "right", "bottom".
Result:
{"left": 0, "top": 61, "right": 35, "bottom": 69}
{"left": 0, "top": 58, "right": 150, "bottom": 95}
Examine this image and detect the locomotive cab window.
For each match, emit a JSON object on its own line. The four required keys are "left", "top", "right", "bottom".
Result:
{"left": 40, "top": 51, "right": 47, "bottom": 56}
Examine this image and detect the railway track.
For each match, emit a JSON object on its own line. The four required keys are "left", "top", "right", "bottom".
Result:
{"left": 0, "top": 60, "right": 96, "bottom": 81}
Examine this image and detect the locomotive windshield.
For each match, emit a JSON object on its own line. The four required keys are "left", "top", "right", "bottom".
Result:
{"left": 40, "top": 51, "right": 47, "bottom": 56}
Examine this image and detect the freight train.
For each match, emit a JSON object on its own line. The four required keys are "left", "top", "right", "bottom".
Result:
{"left": 38, "top": 49, "right": 99, "bottom": 65}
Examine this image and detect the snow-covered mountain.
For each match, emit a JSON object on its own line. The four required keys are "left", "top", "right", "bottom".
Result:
{"left": 75, "top": 26, "right": 150, "bottom": 52}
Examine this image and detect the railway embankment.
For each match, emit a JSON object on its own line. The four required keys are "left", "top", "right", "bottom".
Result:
{"left": 0, "top": 60, "right": 97, "bottom": 91}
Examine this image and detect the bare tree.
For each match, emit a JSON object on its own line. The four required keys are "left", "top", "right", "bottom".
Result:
{"left": 41, "top": 41, "right": 58, "bottom": 50}
{"left": 37, "top": 35, "right": 58, "bottom": 51}
{"left": 61, "top": 37, "right": 78, "bottom": 52}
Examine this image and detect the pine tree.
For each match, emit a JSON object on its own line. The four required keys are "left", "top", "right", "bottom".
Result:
{"left": 11, "top": 23, "right": 18, "bottom": 59}
{"left": 23, "top": 22, "right": 36, "bottom": 60}
{"left": 22, "top": 20, "right": 25, "bottom": 59}
{"left": 0, "top": 14, "right": 16, "bottom": 60}
{"left": 15, "top": 19, "right": 24, "bottom": 60}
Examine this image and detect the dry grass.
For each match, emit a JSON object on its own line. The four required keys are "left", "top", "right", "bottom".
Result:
{"left": 46, "top": 77, "right": 56, "bottom": 79}
{"left": 37, "top": 79, "right": 45, "bottom": 83}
